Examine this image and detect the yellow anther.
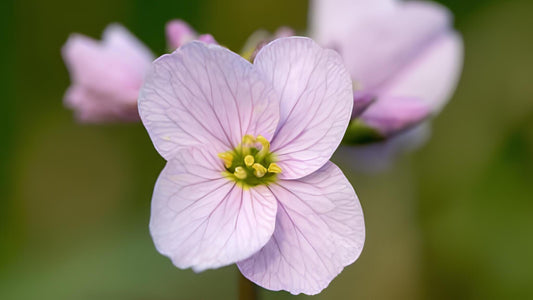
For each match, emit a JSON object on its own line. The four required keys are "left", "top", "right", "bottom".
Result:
{"left": 218, "top": 152, "right": 234, "bottom": 168}
{"left": 268, "top": 163, "right": 282, "bottom": 174}
{"left": 256, "top": 135, "right": 270, "bottom": 159}
{"left": 234, "top": 167, "right": 247, "bottom": 180}
{"left": 256, "top": 135, "right": 270, "bottom": 150}
{"left": 244, "top": 155, "right": 255, "bottom": 167}
{"left": 242, "top": 134, "right": 256, "bottom": 145}
{"left": 252, "top": 163, "right": 267, "bottom": 178}
{"left": 241, "top": 134, "right": 256, "bottom": 155}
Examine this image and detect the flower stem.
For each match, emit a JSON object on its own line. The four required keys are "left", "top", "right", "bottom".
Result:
{"left": 238, "top": 272, "right": 258, "bottom": 300}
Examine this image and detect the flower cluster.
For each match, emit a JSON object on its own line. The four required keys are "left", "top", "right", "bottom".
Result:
{"left": 61, "top": 0, "right": 463, "bottom": 295}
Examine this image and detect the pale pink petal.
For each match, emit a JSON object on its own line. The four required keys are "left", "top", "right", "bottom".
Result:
{"left": 352, "top": 90, "right": 376, "bottom": 117}
{"left": 166, "top": 20, "right": 196, "bottom": 49}
{"left": 63, "top": 34, "right": 133, "bottom": 99}
{"left": 138, "top": 41, "right": 280, "bottom": 160}
{"left": 166, "top": 20, "right": 218, "bottom": 49}
{"left": 254, "top": 37, "right": 353, "bottom": 179}
{"left": 150, "top": 148, "right": 278, "bottom": 271}
{"left": 62, "top": 24, "right": 152, "bottom": 122}
{"left": 197, "top": 34, "right": 217, "bottom": 44}
{"left": 360, "top": 96, "right": 431, "bottom": 136}
{"left": 238, "top": 162, "right": 365, "bottom": 295}
{"left": 273, "top": 27, "right": 295, "bottom": 39}
{"left": 64, "top": 86, "right": 139, "bottom": 123}
{"left": 102, "top": 24, "right": 154, "bottom": 75}
{"left": 310, "top": 0, "right": 395, "bottom": 44}
{"left": 311, "top": 0, "right": 452, "bottom": 91}
{"left": 62, "top": 24, "right": 153, "bottom": 102}
{"left": 379, "top": 32, "right": 464, "bottom": 113}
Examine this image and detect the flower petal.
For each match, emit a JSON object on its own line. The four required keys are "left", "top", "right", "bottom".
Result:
{"left": 359, "top": 95, "right": 431, "bottom": 136}
{"left": 352, "top": 90, "right": 376, "bottom": 117}
{"left": 62, "top": 24, "right": 153, "bottom": 101}
{"left": 254, "top": 37, "right": 353, "bottom": 179}
{"left": 64, "top": 85, "right": 139, "bottom": 123}
{"left": 165, "top": 20, "right": 196, "bottom": 50}
{"left": 197, "top": 34, "right": 217, "bottom": 44}
{"left": 102, "top": 24, "right": 154, "bottom": 74}
{"left": 379, "top": 32, "right": 464, "bottom": 113}
{"left": 165, "top": 20, "right": 218, "bottom": 50}
{"left": 139, "top": 41, "right": 280, "bottom": 160}
{"left": 311, "top": 0, "right": 452, "bottom": 91}
{"left": 62, "top": 25, "right": 152, "bottom": 96}
{"left": 150, "top": 148, "right": 278, "bottom": 271}
{"left": 311, "top": 0, "right": 395, "bottom": 44}
{"left": 62, "top": 24, "right": 153, "bottom": 123}
{"left": 237, "top": 162, "right": 365, "bottom": 295}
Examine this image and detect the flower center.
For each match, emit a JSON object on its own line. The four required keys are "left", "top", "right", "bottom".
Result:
{"left": 218, "top": 135, "right": 282, "bottom": 188}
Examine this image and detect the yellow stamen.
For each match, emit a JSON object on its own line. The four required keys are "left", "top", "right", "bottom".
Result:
{"left": 234, "top": 167, "right": 247, "bottom": 179}
{"left": 256, "top": 135, "right": 270, "bottom": 159}
{"left": 218, "top": 152, "right": 234, "bottom": 168}
{"left": 252, "top": 163, "right": 267, "bottom": 178}
{"left": 241, "top": 134, "right": 256, "bottom": 155}
{"left": 244, "top": 155, "right": 255, "bottom": 167}
{"left": 268, "top": 163, "right": 282, "bottom": 174}
{"left": 256, "top": 135, "right": 270, "bottom": 150}
{"left": 242, "top": 134, "right": 256, "bottom": 145}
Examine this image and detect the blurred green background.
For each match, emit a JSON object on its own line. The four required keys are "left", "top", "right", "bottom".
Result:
{"left": 1, "top": 0, "right": 532, "bottom": 299}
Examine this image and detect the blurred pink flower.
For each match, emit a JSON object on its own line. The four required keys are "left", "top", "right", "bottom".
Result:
{"left": 139, "top": 37, "right": 365, "bottom": 295}
{"left": 62, "top": 21, "right": 216, "bottom": 123}
{"left": 166, "top": 19, "right": 217, "bottom": 50}
{"left": 310, "top": 0, "right": 463, "bottom": 137}
{"left": 62, "top": 24, "right": 154, "bottom": 123}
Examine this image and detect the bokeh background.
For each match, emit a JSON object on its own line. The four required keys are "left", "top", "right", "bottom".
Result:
{"left": 1, "top": 0, "right": 533, "bottom": 299}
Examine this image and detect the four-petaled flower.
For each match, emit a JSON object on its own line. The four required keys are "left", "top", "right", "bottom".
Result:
{"left": 139, "top": 37, "right": 365, "bottom": 295}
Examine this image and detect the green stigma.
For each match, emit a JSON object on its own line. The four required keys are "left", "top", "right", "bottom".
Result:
{"left": 218, "top": 135, "right": 282, "bottom": 189}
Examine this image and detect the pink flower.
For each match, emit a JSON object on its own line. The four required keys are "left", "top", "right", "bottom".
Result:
{"left": 62, "top": 24, "right": 154, "bottom": 122}
{"left": 139, "top": 37, "right": 365, "bottom": 295}
{"left": 310, "top": 0, "right": 463, "bottom": 137}
{"left": 165, "top": 20, "right": 217, "bottom": 50}
{"left": 62, "top": 21, "right": 216, "bottom": 123}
